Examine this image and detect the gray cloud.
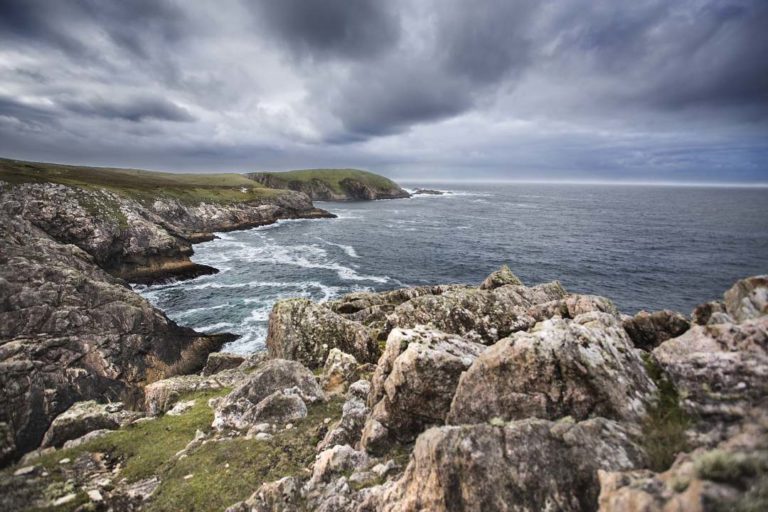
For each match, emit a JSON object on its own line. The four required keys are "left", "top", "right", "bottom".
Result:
{"left": 61, "top": 96, "right": 195, "bottom": 123}
{"left": 0, "top": 0, "right": 765, "bottom": 181}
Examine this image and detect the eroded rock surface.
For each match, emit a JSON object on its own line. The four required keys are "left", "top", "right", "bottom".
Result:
{"left": 622, "top": 309, "right": 690, "bottom": 350}
{"left": 448, "top": 312, "right": 655, "bottom": 426}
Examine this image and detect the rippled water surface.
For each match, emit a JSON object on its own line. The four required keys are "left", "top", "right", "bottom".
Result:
{"left": 138, "top": 183, "right": 768, "bottom": 354}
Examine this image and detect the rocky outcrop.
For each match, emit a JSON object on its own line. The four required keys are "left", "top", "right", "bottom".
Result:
{"left": 1, "top": 180, "right": 332, "bottom": 284}
{"left": 202, "top": 352, "right": 245, "bottom": 376}
{"left": 248, "top": 170, "right": 410, "bottom": 201}
{"left": 212, "top": 359, "right": 325, "bottom": 431}
{"left": 360, "top": 328, "right": 484, "bottom": 454}
{"left": 478, "top": 264, "right": 523, "bottom": 289}
{"left": 448, "top": 312, "right": 656, "bottom": 426}
{"left": 361, "top": 418, "right": 647, "bottom": 512}
{"left": 266, "top": 299, "right": 379, "bottom": 369}
{"left": 0, "top": 201, "right": 231, "bottom": 464}
{"left": 622, "top": 309, "right": 690, "bottom": 350}
{"left": 41, "top": 401, "right": 141, "bottom": 448}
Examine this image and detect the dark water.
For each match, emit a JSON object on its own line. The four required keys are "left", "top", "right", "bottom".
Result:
{"left": 138, "top": 183, "right": 768, "bottom": 354}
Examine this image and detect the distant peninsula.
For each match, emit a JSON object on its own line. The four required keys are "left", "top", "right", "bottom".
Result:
{"left": 248, "top": 168, "right": 410, "bottom": 201}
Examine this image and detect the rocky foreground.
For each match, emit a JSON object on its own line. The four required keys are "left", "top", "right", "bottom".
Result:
{"left": 2, "top": 268, "right": 766, "bottom": 511}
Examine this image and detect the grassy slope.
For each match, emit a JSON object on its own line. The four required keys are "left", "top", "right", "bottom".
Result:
{"left": 0, "top": 158, "right": 282, "bottom": 205}
{"left": 3, "top": 389, "right": 345, "bottom": 512}
{"left": 254, "top": 168, "right": 401, "bottom": 194}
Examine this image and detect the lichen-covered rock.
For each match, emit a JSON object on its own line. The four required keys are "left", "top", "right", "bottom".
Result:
{"left": 213, "top": 359, "right": 324, "bottom": 431}
{"left": 323, "top": 349, "right": 359, "bottom": 395}
{"left": 622, "top": 309, "right": 690, "bottom": 350}
{"left": 691, "top": 300, "right": 730, "bottom": 325}
{"left": 598, "top": 408, "right": 768, "bottom": 512}
{"left": 202, "top": 352, "right": 245, "bottom": 376}
{"left": 653, "top": 316, "right": 768, "bottom": 446}
{"left": 266, "top": 299, "right": 378, "bottom": 369}
{"left": 362, "top": 418, "right": 647, "bottom": 512}
{"left": 360, "top": 327, "right": 484, "bottom": 454}
{"left": 309, "top": 445, "right": 369, "bottom": 488}
{"left": 144, "top": 373, "right": 239, "bottom": 416}
{"left": 448, "top": 312, "right": 655, "bottom": 425}
{"left": 41, "top": 401, "right": 141, "bottom": 448}
{"left": 478, "top": 264, "right": 523, "bottom": 290}
{"left": 385, "top": 281, "right": 567, "bottom": 344}
{"left": 724, "top": 275, "right": 768, "bottom": 323}
{"left": 318, "top": 381, "right": 371, "bottom": 452}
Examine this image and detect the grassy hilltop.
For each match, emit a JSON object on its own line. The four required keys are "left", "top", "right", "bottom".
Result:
{"left": 248, "top": 168, "right": 409, "bottom": 200}
{"left": 0, "top": 158, "right": 281, "bottom": 205}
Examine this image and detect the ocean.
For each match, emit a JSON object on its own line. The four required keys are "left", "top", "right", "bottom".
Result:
{"left": 137, "top": 183, "right": 768, "bottom": 354}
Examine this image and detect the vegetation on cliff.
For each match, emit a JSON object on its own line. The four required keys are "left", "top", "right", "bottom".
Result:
{"left": 248, "top": 168, "right": 410, "bottom": 201}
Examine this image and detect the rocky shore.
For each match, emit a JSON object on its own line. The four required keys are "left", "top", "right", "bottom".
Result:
{"left": 2, "top": 267, "right": 765, "bottom": 511}
{"left": 0, "top": 164, "right": 335, "bottom": 469}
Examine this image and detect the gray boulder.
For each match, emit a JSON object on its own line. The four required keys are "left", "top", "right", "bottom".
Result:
{"left": 41, "top": 401, "right": 141, "bottom": 448}
{"left": 266, "top": 299, "right": 378, "bottom": 369}
{"left": 448, "top": 312, "right": 656, "bottom": 425}
{"left": 478, "top": 264, "right": 523, "bottom": 290}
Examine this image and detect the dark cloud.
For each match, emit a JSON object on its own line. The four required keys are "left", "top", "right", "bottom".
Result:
{"left": 60, "top": 96, "right": 195, "bottom": 123}
{"left": 247, "top": 0, "right": 399, "bottom": 60}
{"left": 0, "top": 0, "right": 765, "bottom": 181}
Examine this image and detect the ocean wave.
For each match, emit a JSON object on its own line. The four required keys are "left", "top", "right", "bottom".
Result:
{"left": 315, "top": 237, "right": 360, "bottom": 258}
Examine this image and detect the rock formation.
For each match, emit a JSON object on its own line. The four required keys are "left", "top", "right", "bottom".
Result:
{"left": 2, "top": 262, "right": 766, "bottom": 511}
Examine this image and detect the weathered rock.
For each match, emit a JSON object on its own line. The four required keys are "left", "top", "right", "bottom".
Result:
{"left": 478, "top": 264, "right": 523, "bottom": 290}
{"left": 691, "top": 300, "right": 729, "bottom": 325}
{"left": 226, "top": 476, "right": 304, "bottom": 512}
{"left": 202, "top": 352, "right": 245, "bottom": 376}
{"left": 527, "top": 294, "right": 620, "bottom": 322}
{"left": 309, "top": 445, "right": 369, "bottom": 488}
{"left": 622, "top": 309, "right": 690, "bottom": 350}
{"left": 212, "top": 359, "right": 324, "bottom": 431}
{"left": 448, "top": 312, "right": 656, "bottom": 425}
{"left": 41, "top": 401, "right": 140, "bottom": 448}
{"left": 360, "top": 327, "right": 484, "bottom": 454}
{"left": 653, "top": 316, "right": 768, "bottom": 446}
{"left": 144, "top": 373, "right": 233, "bottom": 416}
{"left": 362, "top": 418, "right": 647, "bottom": 512}
{"left": 318, "top": 382, "right": 371, "bottom": 451}
{"left": 598, "top": 408, "right": 768, "bottom": 512}
{"left": 323, "top": 349, "right": 359, "bottom": 395}
{"left": 385, "top": 281, "right": 567, "bottom": 344}
{"left": 724, "top": 275, "right": 768, "bottom": 323}
{"left": 266, "top": 299, "right": 378, "bottom": 369}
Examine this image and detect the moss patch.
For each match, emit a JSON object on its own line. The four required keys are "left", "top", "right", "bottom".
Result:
{"left": 641, "top": 354, "right": 692, "bottom": 471}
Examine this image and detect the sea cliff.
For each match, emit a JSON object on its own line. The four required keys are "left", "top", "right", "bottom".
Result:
{"left": 248, "top": 169, "right": 410, "bottom": 201}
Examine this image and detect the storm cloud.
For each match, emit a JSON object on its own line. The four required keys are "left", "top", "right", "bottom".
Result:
{"left": 0, "top": 0, "right": 765, "bottom": 181}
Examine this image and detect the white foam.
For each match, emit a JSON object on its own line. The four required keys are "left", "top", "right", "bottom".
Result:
{"left": 316, "top": 237, "right": 360, "bottom": 258}
{"left": 196, "top": 321, "right": 236, "bottom": 332}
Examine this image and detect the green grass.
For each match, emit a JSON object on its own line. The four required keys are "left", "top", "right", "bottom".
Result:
{"left": 146, "top": 397, "right": 344, "bottom": 512}
{"left": 250, "top": 168, "right": 401, "bottom": 194}
{"left": 0, "top": 158, "right": 283, "bottom": 205}
{"left": 641, "top": 354, "right": 692, "bottom": 472}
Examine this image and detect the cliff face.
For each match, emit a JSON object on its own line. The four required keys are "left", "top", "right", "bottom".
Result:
{"left": 248, "top": 170, "right": 410, "bottom": 201}
{"left": 0, "top": 164, "right": 334, "bottom": 465}
{"left": 1, "top": 181, "right": 332, "bottom": 284}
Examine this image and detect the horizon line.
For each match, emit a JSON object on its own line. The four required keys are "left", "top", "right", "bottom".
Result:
{"left": 397, "top": 178, "right": 768, "bottom": 188}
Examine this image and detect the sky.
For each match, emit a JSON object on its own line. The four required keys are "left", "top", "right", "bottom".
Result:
{"left": 0, "top": 0, "right": 766, "bottom": 183}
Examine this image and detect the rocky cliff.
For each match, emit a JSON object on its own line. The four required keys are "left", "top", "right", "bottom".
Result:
{"left": 3, "top": 268, "right": 765, "bottom": 511}
{"left": 248, "top": 169, "right": 410, "bottom": 201}
{"left": 0, "top": 159, "right": 335, "bottom": 467}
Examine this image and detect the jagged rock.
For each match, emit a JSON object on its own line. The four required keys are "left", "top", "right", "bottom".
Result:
{"left": 691, "top": 300, "right": 730, "bottom": 325}
{"left": 448, "top": 312, "right": 655, "bottom": 426}
{"left": 323, "top": 349, "right": 359, "bottom": 395}
{"left": 653, "top": 316, "right": 768, "bottom": 446}
{"left": 144, "top": 374, "right": 230, "bottom": 416}
{"left": 309, "top": 445, "right": 369, "bottom": 488}
{"left": 622, "top": 309, "right": 690, "bottom": 350}
{"left": 527, "top": 294, "right": 620, "bottom": 322}
{"left": 41, "top": 401, "right": 140, "bottom": 448}
{"left": 318, "top": 383, "right": 370, "bottom": 452}
{"left": 598, "top": 409, "right": 768, "bottom": 512}
{"left": 361, "top": 418, "right": 646, "bottom": 512}
{"left": 212, "top": 359, "right": 324, "bottom": 431}
{"left": 479, "top": 264, "right": 523, "bottom": 290}
{"left": 360, "top": 327, "right": 484, "bottom": 454}
{"left": 266, "top": 299, "right": 378, "bottom": 369}
{"left": 724, "top": 275, "right": 768, "bottom": 322}
{"left": 202, "top": 352, "right": 245, "bottom": 376}
{"left": 384, "top": 281, "right": 567, "bottom": 344}
{"left": 226, "top": 476, "right": 304, "bottom": 512}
